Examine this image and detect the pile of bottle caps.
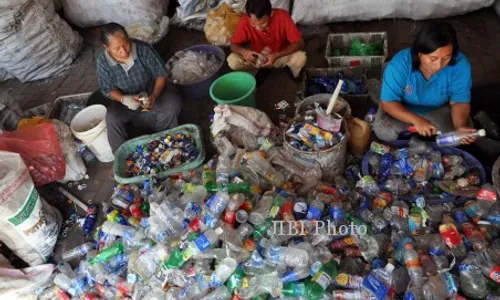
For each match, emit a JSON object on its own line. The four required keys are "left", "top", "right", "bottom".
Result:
{"left": 286, "top": 116, "right": 345, "bottom": 152}
{"left": 124, "top": 133, "right": 199, "bottom": 177}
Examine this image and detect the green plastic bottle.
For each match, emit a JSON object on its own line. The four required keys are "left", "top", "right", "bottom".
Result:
{"left": 208, "top": 182, "right": 251, "bottom": 194}
{"left": 282, "top": 281, "right": 324, "bottom": 298}
{"left": 253, "top": 217, "right": 273, "bottom": 239}
{"left": 310, "top": 260, "right": 338, "bottom": 294}
{"left": 226, "top": 267, "right": 245, "bottom": 292}
{"left": 346, "top": 212, "right": 373, "bottom": 235}
{"left": 88, "top": 242, "right": 124, "bottom": 265}
{"left": 203, "top": 166, "right": 217, "bottom": 191}
{"left": 268, "top": 195, "right": 285, "bottom": 218}
{"left": 162, "top": 247, "right": 184, "bottom": 269}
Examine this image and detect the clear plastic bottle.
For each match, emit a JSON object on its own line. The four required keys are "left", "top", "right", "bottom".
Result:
{"left": 206, "top": 191, "right": 230, "bottom": 216}
{"left": 216, "top": 155, "right": 232, "bottom": 184}
{"left": 428, "top": 239, "right": 449, "bottom": 270}
{"left": 249, "top": 194, "right": 274, "bottom": 225}
{"left": 223, "top": 193, "right": 245, "bottom": 226}
{"left": 265, "top": 246, "right": 309, "bottom": 268}
{"left": 439, "top": 223, "right": 467, "bottom": 259}
{"left": 210, "top": 257, "right": 237, "bottom": 288}
{"left": 237, "top": 274, "right": 283, "bottom": 299}
{"left": 474, "top": 252, "right": 500, "bottom": 284}
{"left": 436, "top": 129, "right": 486, "bottom": 147}
{"left": 307, "top": 199, "right": 325, "bottom": 220}
{"left": 182, "top": 227, "right": 224, "bottom": 262}
{"left": 404, "top": 244, "right": 423, "bottom": 285}
{"left": 404, "top": 281, "right": 424, "bottom": 300}
{"left": 354, "top": 234, "right": 380, "bottom": 262}
{"left": 380, "top": 178, "right": 411, "bottom": 195}
{"left": 362, "top": 263, "right": 394, "bottom": 300}
{"left": 476, "top": 183, "right": 498, "bottom": 212}
{"left": 247, "top": 155, "right": 284, "bottom": 188}
{"left": 391, "top": 266, "right": 410, "bottom": 294}
{"left": 418, "top": 249, "right": 438, "bottom": 277}
{"left": 204, "top": 286, "right": 232, "bottom": 300}
{"left": 364, "top": 108, "right": 376, "bottom": 127}
{"left": 333, "top": 289, "right": 373, "bottom": 300}
{"left": 280, "top": 266, "right": 310, "bottom": 283}
{"left": 459, "top": 254, "right": 488, "bottom": 299}
{"left": 61, "top": 242, "right": 95, "bottom": 262}
{"left": 53, "top": 273, "right": 74, "bottom": 295}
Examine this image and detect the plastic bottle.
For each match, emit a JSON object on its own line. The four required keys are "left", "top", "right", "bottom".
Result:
{"left": 404, "top": 244, "right": 423, "bottom": 285}
{"left": 459, "top": 254, "right": 488, "bottom": 299}
{"left": 439, "top": 223, "right": 467, "bottom": 259}
{"left": 332, "top": 289, "right": 372, "bottom": 300}
{"left": 391, "top": 266, "right": 410, "bottom": 294}
{"left": 61, "top": 242, "right": 94, "bottom": 262}
{"left": 249, "top": 194, "right": 274, "bottom": 225}
{"left": 476, "top": 183, "right": 498, "bottom": 212}
{"left": 247, "top": 155, "right": 284, "bottom": 188}
{"left": 216, "top": 155, "right": 233, "bottom": 185}
{"left": 54, "top": 273, "right": 74, "bottom": 295}
{"left": 364, "top": 108, "right": 376, "bottom": 125}
{"left": 265, "top": 246, "right": 309, "bottom": 268}
{"left": 210, "top": 257, "right": 237, "bottom": 288}
{"left": 280, "top": 267, "right": 310, "bottom": 283}
{"left": 237, "top": 274, "right": 283, "bottom": 299}
{"left": 223, "top": 193, "right": 245, "bottom": 226}
{"left": 474, "top": 252, "right": 500, "bottom": 284}
{"left": 181, "top": 227, "right": 223, "bottom": 262}
{"left": 380, "top": 178, "right": 411, "bottom": 195}
{"left": 436, "top": 129, "right": 485, "bottom": 147}
{"left": 428, "top": 239, "right": 449, "bottom": 270}
{"left": 362, "top": 263, "right": 394, "bottom": 300}
{"left": 424, "top": 273, "right": 458, "bottom": 300}
{"left": 89, "top": 243, "right": 124, "bottom": 265}
{"left": 346, "top": 117, "right": 371, "bottom": 158}
{"left": 418, "top": 249, "right": 438, "bottom": 276}
{"left": 83, "top": 204, "right": 97, "bottom": 236}
{"left": 204, "top": 286, "right": 232, "bottom": 300}
{"left": 206, "top": 191, "right": 230, "bottom": 216}
{"left": 307, "top": 199, "right": 325, "bottom": 220}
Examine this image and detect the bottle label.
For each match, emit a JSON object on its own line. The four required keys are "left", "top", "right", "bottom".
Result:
{"left": 443, "top": 272, "right": 458, "bottom": 294}
{"left": 408, "top": 214, "right": 423, "bottom": 235}
{"left": 404, "top": 292, "right": 416, "bottom": 300}
{"left": 490, "top": 265, "right": 500, "bottom": 283}
{"left": 281, "top": 270, "right": 300, "bottom": 283}
{"left": 477, "top": 188, "right": 497, "bottom": 202}
{"left": 312, "top": 270, "right": 331, "bottom": 290}
{"left": 405, "top": 258, "right": 420, "bottom": 269}
{"left": 465, "top": 202, "right": 480, "bottom": 218}
{"left": 194, "top": 234, "right": 211, "bottom": 252}
{"left": 487, "top": 214, "right": 500, "bottom": 225}
{"left": 363, "top": 274, "right": 389, "bottom": 300}
{"left": 452, "top": 210, "right": 469, "bottom": 224}
{"left": 439, "top": 224, "right": 463, "bottom": 247}
{"left": 267, "top": 247, "right": 282, "bottom": 264}
{"left": 335, "top": 273, "right": 363, "bottom": 289}
{"left": 391, "top": 206, "right": 408, "bottom": 217}
{"left": 310, "top": 261, "right": 322, "bottom": 276}
{"left": 269, "top": 205, "right": 280, "bottom": 218}
{"left": 306, "top": 206, "right": 322, "bottom": 220}
{"left": 330, "top": 207, "right": 345, "bottom": 221}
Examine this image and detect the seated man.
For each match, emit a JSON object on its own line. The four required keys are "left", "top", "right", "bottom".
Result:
{"left": 228, "top": 0, "right": 306, "bottom": 81}
{"left": 96, "top": 23, "right": 182, "bottom": 152}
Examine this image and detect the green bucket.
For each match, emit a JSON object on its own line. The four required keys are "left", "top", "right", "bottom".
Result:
{"left": 210, "top": 71, "right": 256, "bottom": 107}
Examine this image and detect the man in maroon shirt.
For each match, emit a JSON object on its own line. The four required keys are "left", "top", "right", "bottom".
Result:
{"left": 227, "top": 0, "right": 306, "bottom": 80}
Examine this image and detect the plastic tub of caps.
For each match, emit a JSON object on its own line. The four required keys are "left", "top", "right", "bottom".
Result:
{"left": 113, "top": 124, "right": 206, "bottom": 184}
{"left": 361, "top": 140, "right": 486, "bottom": 204}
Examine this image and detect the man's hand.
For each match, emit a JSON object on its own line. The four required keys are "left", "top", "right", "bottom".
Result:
{"left": 261, "top": 53, "right": 279, "bottom": 68}
{"left": 455, "top": 126, "right": 477, "bottom": 144}
{"left": 242, "top": 49, "right": 258, "bottom": 63}
{"left": 413, "top": 118, "right": 437, "bottom": 137}
{"left": 121, "top": 95, "right": 141, "bottom": 110}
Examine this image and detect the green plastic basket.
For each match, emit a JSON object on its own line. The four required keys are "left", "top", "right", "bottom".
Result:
{"left": 113, "top": 124, "right": 206, "bottom": 184}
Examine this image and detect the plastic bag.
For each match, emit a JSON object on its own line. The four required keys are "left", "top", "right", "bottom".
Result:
{"left": 204, "top": 3, "right": 242, "bottom": 46}
{"left": 52, "top": 120, "right": 87, "bottom": 182}
{"left": 212, "top": 105, "right": 275, "bottom": 137}
{"left": 0, "top": 123, "right": 65, "bottom": 186}
{"left": 0, "top": 254, "right": 55, "bottom": 298}
{"left": 0, "top": 151, "right": 62, "bottom": 266}
{"left": 17, "top": 117, "right": 51, "bottom": 130}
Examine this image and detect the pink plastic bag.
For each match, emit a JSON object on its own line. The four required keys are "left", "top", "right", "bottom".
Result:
{"left": 0, "top": 123, "right": 65, "bottom": 186}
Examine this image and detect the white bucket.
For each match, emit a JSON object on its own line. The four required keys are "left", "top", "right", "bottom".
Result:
{"left": 70, "top": 105, "right": 114, "bottom": 162}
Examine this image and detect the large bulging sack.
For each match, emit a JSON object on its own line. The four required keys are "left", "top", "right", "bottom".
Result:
{"left": 61, "top": 0, "right": 169, "bottom": 44}
{"left": 0, "top": 151, "right": 62, "bottom": 266}
{"left": 291, "top": 0, "right": 495, "bottom": 25}
{"left": 0, "top": 0, "right": 82, "bottom": 82}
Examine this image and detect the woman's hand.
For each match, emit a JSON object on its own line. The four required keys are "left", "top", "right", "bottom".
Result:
{"left": 242, "top": 49, "right": 258, "bottom": 63}
{"left": 121, "top": 95, "right": 141, "bottom": 110}
{"left": 455, "top": 126, "right": 477, "bottom": 144}
{"left": 413, "top": 118, "right": 437, "bottom": 136}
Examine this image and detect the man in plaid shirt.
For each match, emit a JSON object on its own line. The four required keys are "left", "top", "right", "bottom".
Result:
{"left": 97, "top": 23, "right": 182, "bottom": 152}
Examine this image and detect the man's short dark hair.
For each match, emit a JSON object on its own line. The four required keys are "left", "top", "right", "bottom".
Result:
{"left": 411, "top": 22, "right": 459, "bottom": 70}
{"left": 100, "top": 23, "right": 129, "bottom": 45}
{"left": 246, "top": 0, "right": 272, "bottom": 18}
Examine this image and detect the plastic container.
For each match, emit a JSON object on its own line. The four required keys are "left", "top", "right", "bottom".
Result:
{"left": 361, "top": 140, "right": 486, "bottom": 204}
{"left": 295, "top": 94, "right": 352, "bottom": 119}
{"left": 113, "top": 124, "right": 206, "bottom": 184}
{"left": 166, "top": 45, "right": 225, "bottom": 100}
{"left": 284, "top": 113, "right": 349, "bottom": 182}
{"left": 48, "top": 93, "right": 91, "bottom": 124}
{"left": 70, "top": 104, "right": 114, "bottom": 162}
{"left": 301, "top": 67, "right": 369, "bottom": 99}
{"left": 210, "top": 71, "right": 256, "bottom": 107}
{"left": 325, "top": 32, "right": 388, "bottom": 69}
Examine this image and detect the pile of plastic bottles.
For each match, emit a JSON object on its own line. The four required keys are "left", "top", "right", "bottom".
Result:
{"left": 307, "top": 71, "right": 368, "bottom": 96}
{"left": 124, "top": 133, "right": 199, "bottom": 177}
{"left": 168, "top": 50, "right": 221, "bottom": 84}
{"left": 367, "top": 138, "right": 484, "bottom": 200}
{"left": 41, "top": 140, "right": 500, "bottom": 299}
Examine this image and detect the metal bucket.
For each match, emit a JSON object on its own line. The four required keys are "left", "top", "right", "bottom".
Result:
{"left": 284, "top": 112, "right": 349, "bottom": 183}
{"left": 296, "top": 94, "right": 352, "bottom": 118}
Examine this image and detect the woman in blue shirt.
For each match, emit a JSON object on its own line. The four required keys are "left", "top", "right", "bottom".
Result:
{"left": 374, "top": 22, "right": 477, "bottom": 144}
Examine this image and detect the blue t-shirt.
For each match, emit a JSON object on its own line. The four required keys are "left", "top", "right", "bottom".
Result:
{"left": 380, "top": 48, "right": 472, "bottom": 115}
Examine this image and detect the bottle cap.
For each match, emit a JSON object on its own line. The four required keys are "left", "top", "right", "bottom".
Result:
{"left": 384, "top": 263, "right": 395, "bottom": 273}
{"left": 215, "top": 227, "right": 223, "bottom": 235}
{"left": 404, "top": 244, "right": 413, "bottom": 250}
{"left": 478, "top": 129, "right": 486, "bottom": 137}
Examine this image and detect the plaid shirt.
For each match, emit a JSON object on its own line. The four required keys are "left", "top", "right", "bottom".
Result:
{"left": 97, "top": 39, "right": 167, "bottom": 96}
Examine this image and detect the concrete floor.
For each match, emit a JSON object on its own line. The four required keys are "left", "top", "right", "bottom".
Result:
{"left": 2, "top": 7, "right": 500, "bottom": 263}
